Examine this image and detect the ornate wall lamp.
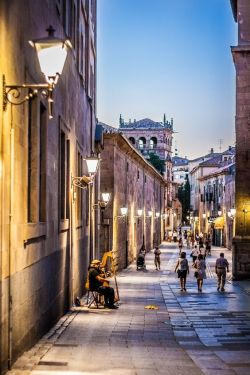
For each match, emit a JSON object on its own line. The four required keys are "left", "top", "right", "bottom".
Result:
{"left": 120, "top": 207, "right": 128, "bottom": 217}
{"left": 134, "top": 209, "right": 143, "bottom": 218}
{"left": 93, "top": 192, "right": 111, "bottom": 210}
{"left": 155, "top": 212, "right": 160, "bottom": 219}
{"left": 71, "top": 156, "right": 100, "bottom": 189}
{"left": 147, "top": 210, "right": 153, "bottom": 218}
{"left": 3, "top": 26, "right": 71, "bottom": 118}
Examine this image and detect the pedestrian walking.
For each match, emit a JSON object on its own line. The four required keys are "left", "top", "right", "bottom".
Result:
{"left": 199, "top": 246, "right": 206, "bottom": 259}
{"left": 175, "top": 251, "right": 189, "bottom": 292}
{"left": 191, "top": 245, "right": 199, "bottom": 265}
{"left": 154, "top": 246, "right": 161, "bottom": 270}
{"left": 178, "top": 237, "right": 183, "bottom": 255}
{"left": 205, "top": 237, "right": 211, "bottom": 256}
{"left": 194, "top": 253, "right": 206, "bottom": 292}
{"left": 198, "top": 236, "right": 204, "bottom": 250}
{"left": 215, "top": 252, "right": 229, "bottom": 292}
{"left": 173, "top": 230, "right": 178, "bottom": 242}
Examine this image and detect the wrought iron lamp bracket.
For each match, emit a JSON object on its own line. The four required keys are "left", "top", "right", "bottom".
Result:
{"left": 3, "top": 74, "right": 54, "bottom": 113}
{"left": 71, "top": 176, "right": 92, "bottom": 190}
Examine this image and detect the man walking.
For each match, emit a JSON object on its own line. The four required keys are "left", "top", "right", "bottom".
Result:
{"left": 215, "top": 253, "right": 229, "bottom": 292}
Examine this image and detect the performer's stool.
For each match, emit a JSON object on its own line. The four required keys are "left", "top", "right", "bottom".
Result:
{"left": 87, "top": 290, "right": 102, "bottom": 308}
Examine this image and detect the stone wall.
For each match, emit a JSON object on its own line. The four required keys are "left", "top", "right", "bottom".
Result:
{"left": 0, "top": 0, "right": 96, "bottom": 371}
{"left": 100, "top": 133, "right": 166, "bottom": 270}
{"left": 231, "top": 0, "right": 250, "bottom": 278}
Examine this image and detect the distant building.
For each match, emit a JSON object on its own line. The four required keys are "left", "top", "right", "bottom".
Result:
{"left": 189, "top": 146, "right": 235, "bottom": 249}
{"left": 99, "top": 124, "right": 166, "bottom": 268}
{"left": 119, "top": 115, "right": 173, "bottom": 181}
{"left": 172, "top": 156, "right": 189, "bottom": 184}
{"left": 118, "top": 115, "right": 178, "bottom": 234}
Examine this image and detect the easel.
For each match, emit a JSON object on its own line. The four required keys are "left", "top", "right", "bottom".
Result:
{"left": 101, "top": 251, "right": 120, "bottom": 301}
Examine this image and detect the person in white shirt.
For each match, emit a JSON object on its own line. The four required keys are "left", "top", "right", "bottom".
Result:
{"left": 215, "top": 253, "right": 229, "bottom": 292}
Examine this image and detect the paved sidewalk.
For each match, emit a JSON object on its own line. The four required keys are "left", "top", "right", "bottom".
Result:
{"left": 7, "top": 242, "right": 250, "bottom": 375}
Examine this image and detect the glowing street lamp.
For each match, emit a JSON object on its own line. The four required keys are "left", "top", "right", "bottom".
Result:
{"left": 137, "top": 209, "right": 143, "bottom": 217}
{"left": 3, "top": 26, "right": 71, "bottom": 118}
{"left": 30, "top": 25, "right": 71, "bottom": 84}
{"left": 120, "top": 207, "right": 128, "bottom": 216}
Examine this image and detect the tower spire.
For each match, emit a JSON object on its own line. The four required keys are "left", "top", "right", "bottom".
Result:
{"left": 163, "top": 113, "right": 166, "bottom": 125}
{"left": 119, "top": 114, "right": 123, "bottom": 127}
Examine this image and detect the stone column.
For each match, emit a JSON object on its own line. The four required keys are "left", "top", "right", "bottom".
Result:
{"left": 231, "top": 44, "right": 250, "bottom": 279}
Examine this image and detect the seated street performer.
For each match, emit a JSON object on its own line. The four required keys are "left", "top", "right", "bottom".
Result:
{"left": 88, "top": 259, "right": 118, "bottom": 309}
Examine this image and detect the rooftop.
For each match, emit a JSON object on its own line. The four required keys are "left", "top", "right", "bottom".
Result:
{"left": 172, "top": 156, "right": 189, "bottom": 166}
{"left": 119, "top": 117, "right": 173, "bottom": 131}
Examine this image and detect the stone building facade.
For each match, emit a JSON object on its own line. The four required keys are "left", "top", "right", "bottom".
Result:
{"left": 0, "top": 1, "right": 97, "bottom": 372}
{"left": 119, "top": 116, "right": 173, "bottom": 182}
{"left": 118, "top": 116, "right": 173, "bottom": 237}
{"left": 231, "top": 0, "right": 250, "bottom": 279}
{"left": 99, "top": 129, "right": 165, "bottom": 270}
{"left": 189, "top": 147, "right": 235, "bottom": 248}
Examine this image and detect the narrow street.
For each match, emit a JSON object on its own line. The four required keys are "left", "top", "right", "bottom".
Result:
{"left": 9, "top": 242, "right": 250, "bottom": 375}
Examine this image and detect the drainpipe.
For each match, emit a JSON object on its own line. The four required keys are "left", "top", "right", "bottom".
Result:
{"left": 8, "top": 106, "right": 14, "bottom": 369}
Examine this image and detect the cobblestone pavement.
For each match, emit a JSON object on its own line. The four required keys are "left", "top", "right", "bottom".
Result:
{"left": 7, "top": 242, "right": 250, "bottom": 375}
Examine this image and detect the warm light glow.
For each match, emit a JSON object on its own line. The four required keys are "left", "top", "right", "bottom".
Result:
{"left": 37, "top": 44, "right": 67, "bottom": 80}
{"left": 148, "top": 210, "right": 153, "bottom": 217}
{"left": 101, "top": 192, "right": 111, "bottom": 204}
{"left": 85, "top": 157, "right": 100, "bottom": 175}
{"left": 227, "top": 211, "right": 232, "bottom": 218}
{"left": 120, "top": 207, "right": 128, "bottom": 216}
{"left": 186, "top": 215, "right": 190, "bottom": 219}
{"left": 194, "top": 216, "right": 198, "bottom": 221}
{"left": 202, "top": 213, "right": 206, "bottom": 219}
{"left": 230, "top": 208, "right": 236, "bottom": 216}
{"left": 218, "top": 210, "right": 222, "bottom": 216}
{"left": 173, "top": 212, "right": 177, "bottom": 217}
{"left": 156, "top": 212, "right": 160, "bottom": 218}
{"left": 137, "top": 209, "right": 143, "bottom": 217}
{"left": 29, "top": 26, "right": 71, "bottom": 82}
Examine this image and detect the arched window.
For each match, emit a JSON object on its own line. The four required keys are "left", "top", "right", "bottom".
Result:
{"left": 129, "top": 137, "right": 135, "bottom": 145}
{"left": 149, "top": 137, "right": 157, "bottom": 149}
{"left": 138, "top": 137, "right": 146, "bottom": 149}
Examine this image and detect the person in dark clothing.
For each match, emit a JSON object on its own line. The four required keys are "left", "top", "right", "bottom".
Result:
{"left": 88, "top": 260, "right": 118, "bottom": 309}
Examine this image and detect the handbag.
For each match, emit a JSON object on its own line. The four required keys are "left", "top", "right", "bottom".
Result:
{"left": 194, "top": 271, "right": 198, "bottom": 278}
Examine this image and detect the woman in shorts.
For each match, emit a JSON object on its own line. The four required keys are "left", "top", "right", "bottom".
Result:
{"left": 175, "top": 252, "right": 189, "bottom": 292}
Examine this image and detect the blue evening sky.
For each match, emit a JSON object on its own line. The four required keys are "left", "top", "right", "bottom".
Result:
{"left": 97, "top": 0, "right": 237, "bottom": 159}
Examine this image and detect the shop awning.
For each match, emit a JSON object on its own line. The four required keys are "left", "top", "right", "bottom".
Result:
{"left": 213, "top": 216, "right": 225, "bottom": 229}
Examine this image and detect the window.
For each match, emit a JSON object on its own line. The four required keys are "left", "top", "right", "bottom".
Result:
{"left": 27, "top": 98, "right": 47, "bottom": 223}
{"left": 59, "top": 130, "right": 70, "bottom": 220}
{"left": 129, "top": 137, "right": 135, "bottom": 145}
{"left": 149, "top": 137, "right": 157, "bottom": 149}
{"left": 27, "top": 98, "right": 37, "bottom": 223}
{"left": 138, "top": 137, "right": 146, "bottom": 149}
{"left": 39, "top": 103, "right": 47, "bottom": 222}
{"left": 63, "top": 0, "right": 77, "bottom": 48}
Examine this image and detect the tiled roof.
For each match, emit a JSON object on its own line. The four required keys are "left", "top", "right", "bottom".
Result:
{"left": 98, "top": 122, "right": 120, "bottom": 133}
{"left": 222, "top": 147, "right": 235, "bottom": 155}
{"left": 198, "top": 155, "right": 222, "bottom": 167}
{"left": 172, "top": 156, "right": 189, "bottom": 165}
{"left": 120, "top": 118, "right": 172, "bottom": 130}
{"left": 190, "top": 152, "right": 220, "bottom": 163}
